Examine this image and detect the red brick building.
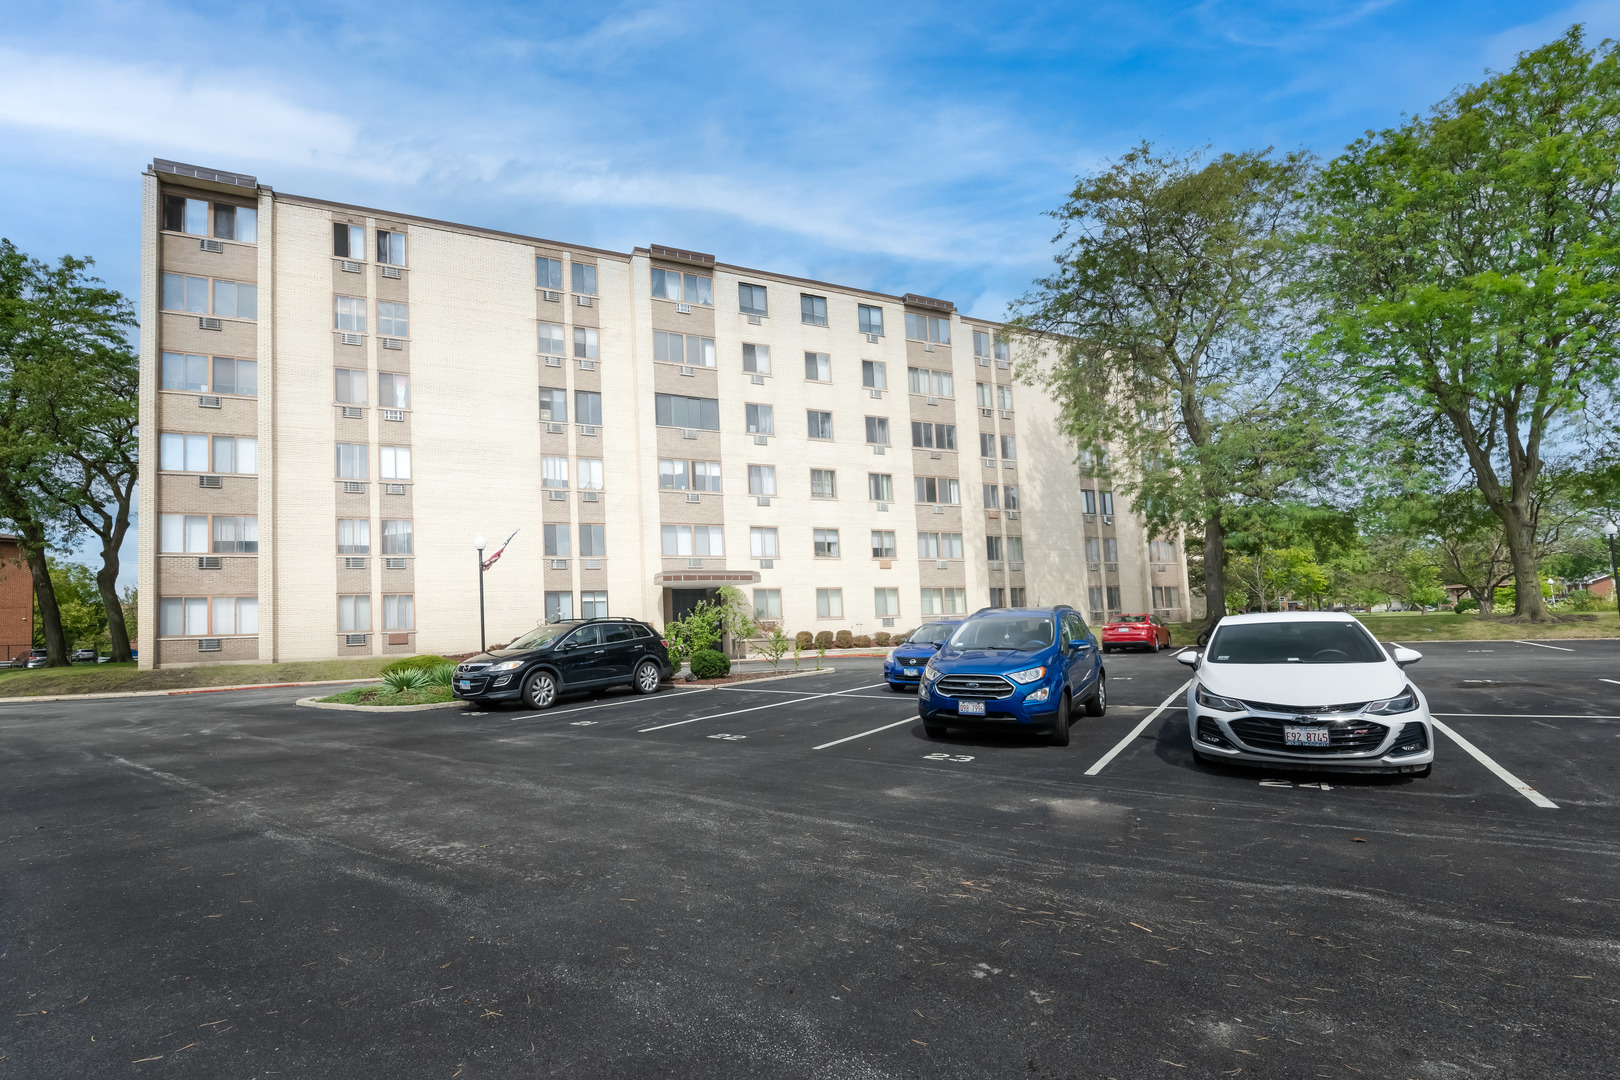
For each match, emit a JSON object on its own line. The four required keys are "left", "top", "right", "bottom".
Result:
{"left": 0, "top": 535, "right": 34, "bottom": 661}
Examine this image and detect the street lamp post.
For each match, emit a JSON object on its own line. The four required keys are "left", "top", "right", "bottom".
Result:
{"left": 1605, "top": 522, "right": 1619, "bottom": 624}
{"left": 474, "top": 534, "right": 487, "bottom": 653}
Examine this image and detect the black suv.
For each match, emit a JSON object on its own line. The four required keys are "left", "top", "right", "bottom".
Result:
{"left": 452, "top": 617, "right": 673, "bottom": 709}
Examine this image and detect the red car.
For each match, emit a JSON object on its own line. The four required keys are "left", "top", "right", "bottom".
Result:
{"left": 1101, "top": 613, "right": 1171, "bottom": 653}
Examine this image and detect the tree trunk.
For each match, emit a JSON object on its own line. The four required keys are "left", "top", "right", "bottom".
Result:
{"left": 18, "top": 527, "right": 68, "bottom": 666}
{"left": 1201, "top": 512, "right": 1227, "bottom": 636}
{"left": 1493, "top": 502, "right": 1548, "bottom": 621}
{"left": 90, "top": 497, "right": 133, "bottom": 662}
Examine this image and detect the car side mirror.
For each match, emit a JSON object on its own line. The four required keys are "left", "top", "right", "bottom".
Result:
{"left": 1391, "top": 645, "right": 1422, "bottom": 667}
{"left": 1069, "top": 638, "right": 1086, "bottom": 650}
{"left": 1175, "top": 650, "right": 1199, "bottom": 667}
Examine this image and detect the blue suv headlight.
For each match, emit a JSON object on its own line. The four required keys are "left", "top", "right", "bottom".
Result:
{"left": 1006, "top": 666, "right": 1046, "bottom": 684}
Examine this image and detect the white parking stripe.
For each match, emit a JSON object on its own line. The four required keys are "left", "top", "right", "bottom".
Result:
{"left": 813, "top": 716, "right": 917, "bottom": 750}
{"left": 1513, "top": 640, "right": 1575, "bottom": 652}
{"left": 1430, "top": 718, "right": 1558, "bottom": 809}
{"left": 1434, "top": 712, "right": 1620, "bottom": 719}
{"left": 1601, "top": 679, "right": 1620, "bottom": 687}
{"left": 504, "top": 688, "right": 714, "bottom": 722}
{"left": 1084, "top": 679, "right": 1192, "bottom": 776}
{"left": 637, "top": 682, "right": 889, "bottom": 732}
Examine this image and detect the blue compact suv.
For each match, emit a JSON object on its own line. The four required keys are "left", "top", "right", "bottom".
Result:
{"left": 918, "top": 606, "right": 1105, "bottom": 745}
{"left": 883, "top": 619, "right": 963, "bottom": 691}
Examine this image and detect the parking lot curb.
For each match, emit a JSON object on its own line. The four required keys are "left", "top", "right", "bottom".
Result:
{"left": 683, "top": 667, "right": 836, "bottom": 685}
{"left": 0, "top": 677, "right": 382, "bottom": 706}
{"left": 296, "top": 695, "right": 470, "bottom": 713}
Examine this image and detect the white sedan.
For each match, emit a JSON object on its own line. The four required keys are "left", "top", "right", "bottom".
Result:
{"left": 1178, "top": 612, "right": 1433, "bottom": 776}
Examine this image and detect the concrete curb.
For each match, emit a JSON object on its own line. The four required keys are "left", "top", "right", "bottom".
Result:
{"left": 296, "top": 695, "right": 469, "bottom": 713}
{"left": 0, "top": 677, "right": 382, "bottom": 706}
{"left": 674, "top": 667, "right": 834, "bottom": 686}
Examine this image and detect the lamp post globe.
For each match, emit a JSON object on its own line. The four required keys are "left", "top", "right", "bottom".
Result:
{"left": 475, "top": 533, "right": 487, "bottom": 551}
{"left": 1605, "top": 522, "right": 1618, "bottom": 539}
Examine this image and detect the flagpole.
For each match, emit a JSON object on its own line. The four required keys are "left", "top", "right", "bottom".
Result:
{"left": 474, "top": 534, "right": 487, "bottom": 653}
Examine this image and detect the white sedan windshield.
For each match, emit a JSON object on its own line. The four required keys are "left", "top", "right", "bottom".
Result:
{"left": 1207, "top": 621, "right": 1384, "bottom": 664}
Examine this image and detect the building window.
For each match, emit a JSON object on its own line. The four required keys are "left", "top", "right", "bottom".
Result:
{"left": 335, "top": 295, "right": 366, "bottom": 333}
{"left": 862, "top": 359, "right": 887, "bottom": 389}
{"left": 336, "top": 442, "right": 368, "bottom": 479}
{"left": 914, "top": 477, "right": 960, "bottom": 505}
{"left": 579, "top": 458, "right": 604, "bottom": 490}
{"left": 1007, "top": 536, "right": 1024, "bottom": 562}
{"left": 1106, "top": 586, "right": 1122, "bottom": 611}
{"left": 380, "top": 520, "right": 413, "bottom": 555}
{"left": 338, "top": 594, "right": 372, "bottom": 632}
{"left": 990, "top": 588, "right": 1005, "bottom": 607}
{"left": 994, "top": 336, "right": 1010, "bottom": 362}
{"left": 745, "top": 403, "right": 774, "bottom": 435}
{"left": 868, "top": 473, "right": 893, "bottom": 502}
{"left": 917, "top": 531, "right": 964, "bottom": 560}
{"left": 161, "top": 274, "right": 257, "bottom": 319}
{"left": 571, "top": 262, "right": 597, "bottom": 295}
{"left": 1000, "top": 435, "right": 1017, "bottom": 460}
{"left": 210, "top": 515, "right": 258, "bottom": 553}
{"left": 546, "top": 591, "right": 574, "bottom": 622}
{"left": 537, "top": 256, "right": 563, "bottom": 290}
{"left": 807, "top": 410, "right": 833, "bottom": 440}
{"left": 162, "top": 195, "right": 207, "bottom": 237}
{"left": 973, "top": 330, "right": 991, "bottom": 359}
{"left": 382, "top": 594, "right": 414, "bottom": 631}
{"left": 911, "top": 421, "right": 954, "bottom": 450}
{"left": 333, "top": 222, "right": 365, "bottom": 258}
{"left": 1008, "top": 588, "right": 1025, "bottom": 606}
{"left": 800, "top": 293, "right": 828, "bottom": 326}
{"left": 1100, "top": 491, "right": 1115, "bottom": 515}
{"left": 573, "top": 327, "right": 599, "bottom": 359}
{"left": 159, "top": 514, "right": 209, "bottom": 554}
{"left": 750, "top": 527, "right": 779, "bottom": 558}
{"left": 811, "top": 469, "right": 837, "bottom": 499}
{"left": 661, "top": 525, "right": 724, "bottom": 556}
{"left": 1085, "top": 538, "right": 1100, "bottom": 563}
{"left": 581, "top": 591, "right": 608, "bottom": 619}
{"left": 817, "top": 588, "right": 843, "bottom": 618}
{"left": 904, "top": 313, "right": 950, "bottom": 345}
{"left": 1153, "top": 586, "right": 1181, "bottom": 608}
{"left": 378, "top": 372, "right": 409, "bottom": 408}
{"left": 998, "top": 385, "right": 1014, "bottom": 410}
{"left": 159, "top": 595, "right": 258, "bottom": 636}
{"left": 654, "top": 394, "right": 720, "bottom": 430}
{"left": 977, "top": 382, "right": 993, "bottom": 408}
{"left": 814, "top": 528, "right": 840, "bottom": 557}
{"left": 874, "top": 588, "right": 900, "bottom": 617}
{"left": 1089, "top": 586, "right": 1104, "bottom": 614}
{"left": 920, "top": 588, "right": 943, "bottom": 615}
{"left": 539, "top": 322, "right": 566, "bottom": 356}
{"left": 337, "top": 518, "right": 370, "bottom": 554}
{"left": 376, "top": 230, "right": 407, "bottom": 267}
{"left": 917, "top": 532, "right": 939, "bottom": 559}
{"left": 864, "top": 416, "right": 890, "bottom": 446}
{"left": 335, "top": 368, "right": 367, "bottom": 404}
{"left": 944, "top": 588, "right": 967, "bottom": 613}
{"left": 377, "top": 301, "right": 408, "bottom": 337}
{"left": 743, "top": 343, "right": 771, "bottom": 374}
{"left": 380, "top": 445, "right": 410, "bottom": 480}
{"left": 157, "top": 433, "right": 201, "bottom": 473}
{"left": 987, "top": 535, "right": 1004, "bottom": 561}
{"left": 804, "top": 352, "right": 831, "bottom": 382}
{"left": 544, "top": 523, "right": 571, "bottom": 557}
{"left": 539, "top": 387, "right": 568, "bottom": 423}
{"left": 580, "top": 524, "right": 606, "bottom": 557}
{"left": 161, "top": 353, "right": 257, "bottom": 397}
{"left": 212, "top": 436, "right": 256, "bottom": 474}
{"left": 1082, "top": 490, "right": 1097, "bottom": 514}
{"left": 906, "top": 367, "right": 953, "bottom": 397}
{"left": 652, "top": 267, "right": 713, "bottom": 305}
{"left": 871, "top": 530, "right": 896, "bottom": 559}
{"left": 979, "top": 432, "right": 997, "bottom": 459}
{"left": 575, "top": 391, "right": 603, "bottom": 425}
{"left": 658, "top": 459, "right": 689, "bottom": 490}
{"left": 692, "top": 461, "right": 722, "bottom": 491}
{"left": 161, "top": 273, "right": 208, "bottom": 314}
{"left": 161, "top": 352, "right": 210, "bottom": 393}
{"left": 1004, "top": 485, "right": 1020, "bottom": 511}
{"left": 753, "top": 589, "right": 782, "bottom": 621}
{"left": 164, "top": 195, "right": 257, "bottom": 242}
{"left": 1150, "top": 540, "right": 1177, "bottom": 562}
{"left": 655, "top": 330, "right": 715, "bottom": 367}
{"left": 747, "top": 465, "right": 776, "bottom": 496}
{"left": 542, "top": 455, "right": 569, "bottom": 488}
{"left": 1103, "top": 538, "right": 1119, "bottom": 562}
{"left": 858, "top": 305, "right": 884, "bottom": 336}
{"left": 738, "top": 283, "right": 768, "bottom": 316}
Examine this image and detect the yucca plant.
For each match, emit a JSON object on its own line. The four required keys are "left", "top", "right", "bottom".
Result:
{"left": 381, "top": 667, "right": 430, "bottom": 693}
{"left": 426, "top": 663, "right": 457, "bottom": 687}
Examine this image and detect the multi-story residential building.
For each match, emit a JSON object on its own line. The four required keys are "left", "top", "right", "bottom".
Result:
{"left": 137, "top": 159, "right": 1190, "bottom": 668}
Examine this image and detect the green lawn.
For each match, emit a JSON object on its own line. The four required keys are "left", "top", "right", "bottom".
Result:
{"left": 1167, "top": 610, "right": 1620, "bottom": 646}
{"left": 0, "top": 657, "right": 393, "bottom": 698}
{"left": 317, "top": 683, "right": 455, "bottom": 706}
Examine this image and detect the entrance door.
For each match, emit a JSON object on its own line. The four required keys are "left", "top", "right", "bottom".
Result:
{"left": 669, "top": 588, "right": 717, "bottom": 622}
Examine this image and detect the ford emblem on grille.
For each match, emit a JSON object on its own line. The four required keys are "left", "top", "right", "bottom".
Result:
{"left": 966, "top": 681, "right": 980, "bottom": 689}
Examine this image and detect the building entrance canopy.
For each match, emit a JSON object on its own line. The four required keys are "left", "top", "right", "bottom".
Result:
{"left": 653, "top": 570, "right": 761, "bottom": 587}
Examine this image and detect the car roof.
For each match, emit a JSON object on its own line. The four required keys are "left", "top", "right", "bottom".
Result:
{"left": 968, "top": 607, "right": 1066, "bottom": 617}
{"left": 1215, "top": 612, "right": 1359, "bottom": 625}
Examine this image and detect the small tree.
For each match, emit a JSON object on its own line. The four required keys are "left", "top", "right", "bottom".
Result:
{"left": 759, "top": 625, "right": 791, "bottom": 671}
{"left": 713, "top": 584, "right": 759, "bottom": 655}
{"left": 791, "top": 632, "right": 803, "bottom": 671}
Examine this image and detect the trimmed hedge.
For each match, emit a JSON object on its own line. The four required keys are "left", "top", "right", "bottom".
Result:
{"left": 873, "top": 632, "right": 891, "bottom": 647}
{"left": 834, "top": 630, "right": 854, "bottom": 649}
{"left": 853, "top": 635, "right": 872, "bottom": 648}
{"left": 381, "top": 654, "right": 452, "bottom": 675}
{"left": 795, "top": 631, "right": 815, "bottom": 650}
{"left": 813, "top": 631, "right": 834, "bottom": 650}
{"left": 690, "top": 649, "right": 731, "bottom": 678}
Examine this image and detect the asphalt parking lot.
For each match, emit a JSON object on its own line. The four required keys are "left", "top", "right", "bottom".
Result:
{"left": 3, "top": 640, "right": 1618, "bottom": 1078}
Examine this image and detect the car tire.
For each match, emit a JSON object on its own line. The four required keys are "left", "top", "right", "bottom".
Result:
{"left": 522, "top": 670, "right": 558, "bottom": 711}
{"left": 889, "top": 682, "right": 907, "bottom": 693}
{"left": 1102, "top": 645, "right": 1113, "bottom": 655}
{"left": 1190, "top": 746, "right": 1213, "bottom": 766}
{"left": 923, "top": 721, "right": 947, "bottom": 739}
{"left": 1049, "top": 694, "right": 1072, "bottom": 746}
{"left": 1084, "top": 675, "right": 1107, "bottom": 717}
{"left": 632, "top": 661, "right": 661, "bottom": 695}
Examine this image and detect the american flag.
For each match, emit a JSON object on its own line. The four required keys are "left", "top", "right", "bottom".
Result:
{"left": 481, "top": 529, "right": 520, "bottom": 572}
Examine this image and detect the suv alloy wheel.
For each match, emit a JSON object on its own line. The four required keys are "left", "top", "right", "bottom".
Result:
{"left": 523, "top": 670, "right": 558, "bottom": 710}
{"left": 634, "top": 660, "right": 661, "bottom": 694}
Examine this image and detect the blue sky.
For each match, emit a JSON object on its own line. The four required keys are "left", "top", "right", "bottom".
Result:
{"left": 0, "top": 0, "right": 1610, "bottom": 583}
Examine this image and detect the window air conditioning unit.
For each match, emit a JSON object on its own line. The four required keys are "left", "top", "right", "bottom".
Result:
{"left": 341, "top": 406, "right": 363, "bottom": 419}
{"left": 1003, "top": 461, "right": 1016, "bottom": 470}
{"left": 1105, "top": 562, "right": 1119, "bottom": 573}
{"left": 1000, "top": 410, "right": 1012, "bottom": 420}
{"left": 872, "top": 445, "right": 885, "bottom": 455}
{"left": 988, "top": 560, "right": 1004, "bottom": 571}
{"left": 340, "top": 332, "right": 363, "bottom": 346}
{"left": 1087, "top": 562, "right": 1101, "bottom": 572}
{"left": 198, "top": 475, "right": 223, "bottom": 488}
{"left": 340, "top": 259, "right": 362, "bottom": 273}
{"left": 679, "top": 365, "right": 695, "bottom": 376}
{"left": 200, "top": 239, "right": 224, "bottom": 253}
{"left": 545, "top": 355, "right": 563, "bottom": 367}
{"left": 932, "top": 505, "right": 945, "bottom": 515}
{"left": 382, "top": 409, "right": 404, "bottom": 422}
{"left": 926, "top": 396, "right": 938, "bottom": 406}
{"left": 1083, "top": 513, "right": 1095, "bottom": 523}
{"left": 548, "top": 489, "right": 567, "bottom": 501}
{"left": 756, "top": 496, "right": 771, "bottom": 507}
{"left": 759, "top": 559, "right": 773, "bottom": 569}
{"left": 576, "top": 294, "right": 593, "bottom": 307}
{"left": 382, "top": 338, "right": 403, "bottom": 350}
{"left": 923, "top": 342, "right": 934, "bottom": 352}
{"left": 687, "top": 558, "right": 704, "bottom": 568}
{"left": 1009, "top": 561, "right": 1024, "bottom": 572}
{"left": 685, "top": 492, "right": 701, "bottom": 503}
{"left": 380, "top": 265, "right": 402, "bottom": 279}
{"left": 1007, "top": 511, "right": 1020, "bottom": 520}
{"left": 875, "top": 502, "right": 889, "bottom": 512}
{"left": 1103, "top": 515, "right": 1114, "bottom": 525}
{"left": 1156, "top": 564, "right": 1168, "bottom": 573}
{"left": 978, "top": 356, "right": 990, "bottom": 367}
{"left": 929, "top": 450, "right": 941, "bottom": 460}
{"left": 750, "top": 374, "right": 765, "bottom": 385}
{"left": 550, "top": 559, "right": 569, "bottom": 569}
{"left": 343, "top": 481, "right": 365, "bottom": 493}
{"left": 199, "top": 317, "right": 222, "bottom": 331}
{"left": 866, "top": 333, "right": 880, "bottom": 344}
{"left": 936, "top": 560, "right": 949, "bottom": 570}
{"left": 982, "top": 457, "right": 996, "bottom": 468}
{"left": 584, "top": 558, "right": 602, "bottom": 570}
{"left": 681, "top": 427, "right": 698, "bottom": 439}
{"left": 344, "top": 556, "right": 368, "bottom": 569}
{"left": 980, "top": 408, "right": 993, "bottom": 418}
{"left": 345, "top": 634, "right": 368, "bottom": 646}
{"left": 543, "top": 290, "right": 561, "bottom": 302}
{"left": 997, "top": 359, "right": 1010, "bottom": 369}
{"left": 577, "top": 359, "right": 595, "bottom": 371}
{"left": 753, "top": 435, "right": 768, "bottom": 445}
{"left": 869, "top": 389, "right": 882, "bottom": 400}
{"left": 581, "top": 491, "right": 600, "bottom": 502}
{"left": 199, "top": 395, "right": 221, "bottom": 408}
{"left": 579, "top": 424, "right": 598, "bottom": 436}
{"left": 747, "top": 314, "right": 762, "bottom": 325}
{"left": 385, "top": 557, "right": 407, "bottom": 570}
{"left": 198, "top": 638, "right": 222, "bottom": 651}
{"left": 384, "top": 483, "right": 405, "bottom": 495}
{"left": 545, "top": 421, "right": 565, "bottom": 434}
{"left": 197, "top": 556, "right": 222, "bottom": 570}
{"left": 677, "top": 303, "right": 692, "bottom": 314}
{"left": 881, "top": 617, "right": 895, "bottom": 627}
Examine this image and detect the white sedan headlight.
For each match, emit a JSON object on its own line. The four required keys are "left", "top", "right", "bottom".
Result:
{"left": 1006, "top": 666, "right": 1046, "bottom": 684}
{"left": 1366, "top": 688, "right": 1419, "bottom": 715}
{"left": 1194, "top": 684, "right": 1244, "bottom": 712}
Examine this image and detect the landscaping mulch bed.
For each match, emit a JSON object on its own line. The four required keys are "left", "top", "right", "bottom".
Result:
{"left": 674, "top": 668, "right": 827, "bottom": 686}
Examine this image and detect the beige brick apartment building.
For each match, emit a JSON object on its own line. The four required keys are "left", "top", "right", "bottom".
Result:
{"left": 137, "top": 158, "right": 1190, "bottom": 668}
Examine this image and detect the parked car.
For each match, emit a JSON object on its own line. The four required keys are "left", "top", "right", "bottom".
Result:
{"left": 1102, "top": 613, "right": 1171, "bottom": 653}
{"left": 883, "top": 619, "right": 962, "bottom": 691}
{"left": 23, "top": 648, "right": 49, "bottom": 668}
{"left": 6, "top": 653, "right": 30, "bottom": 668}
{"left": 71, "top": 648, "right": 98, "bottom": 663}
{"left": 452, "top": 616, "right": 673, "bottom": 709}
{"left": 918, "top": 606, "right": 1105, "bottom": 745}
{"left": 1178, "top": 612, "right": 1432, "bottom": 776}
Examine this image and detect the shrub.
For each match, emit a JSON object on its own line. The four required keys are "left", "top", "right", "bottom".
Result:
{"left": 759, "top": 626, "right": 791, "bottom": 670}
{"left": 873, "top": 632, "right": 891, "bottom": 647}
{"left": 1562, "top": 590, "right": 1609, "bottom": 613}
{"left": 795, "top": 631, "right": 815, "bottom": 650}
{"left": 381, "top": 667, "right": 431, "bottom": 692}
{"left": 381, "top": 654, "right": 451, "bottom": 675}
{"left": 892, "top": 629, "right": 913, "bottom": 645}
{"left": 1455, "top": 597, "right": 1480, "bottom": 613}
{"left": 814, "top": 631, "right": 834, "bottom": 650}
{"left": 853, "top": 635, "right": 872, "bottom": 648}
{"left": 690, "top": 649, "right": 730, "bottom": 678}
{"left": 834, "top": 630, "right": 854, "bottom": 649}
{"left": 426, "top": 663, "right": 456, "bottom": 687}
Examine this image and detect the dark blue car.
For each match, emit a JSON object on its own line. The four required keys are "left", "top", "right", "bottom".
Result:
{"left": 883, "top": 619, "right": 963, "bottom": 691}
{"left": 918, "top": 606, "right": 1105, "bottom": 745}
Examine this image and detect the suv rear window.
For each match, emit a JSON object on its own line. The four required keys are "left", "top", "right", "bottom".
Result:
{"left": 1207, "top": 621, "right": 1384, "bottom": 664}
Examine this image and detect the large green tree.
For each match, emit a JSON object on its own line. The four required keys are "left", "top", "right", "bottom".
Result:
{"left": 1011, "top": 144, "right": 1323, "bottom": 631}
{"left": 1310, "top": 26, "right": 1620, "bottom": 621}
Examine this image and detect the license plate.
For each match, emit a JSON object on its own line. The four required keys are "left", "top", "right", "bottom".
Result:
{"left": 1285, "top": 725, "right": 1329, "bottom": 746}
{"left": 957, "top": 700, "right": 986, "bottom": 715}
{"left": 903, "top": 668, "right": 919, "bottom": 677}
{"left": 457, "top": 680, "right": 471, "bottom": 690}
